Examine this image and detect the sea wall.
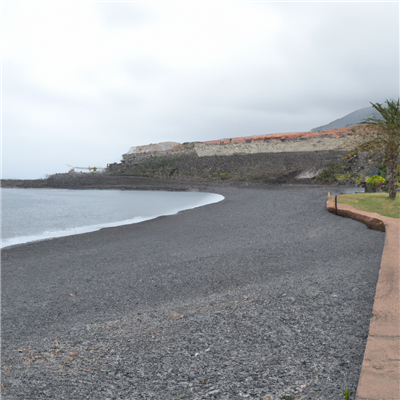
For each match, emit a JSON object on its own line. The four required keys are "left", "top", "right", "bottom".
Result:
{"left": 193, "top": 135, "right": 352, "bottom": 157}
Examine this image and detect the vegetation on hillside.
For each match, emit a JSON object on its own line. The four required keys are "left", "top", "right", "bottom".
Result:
{"left": 316, "top": 163, "right": 353, "bottom": 183}
{"left": 348, "top": 99, "right": 400, "bottom": 199}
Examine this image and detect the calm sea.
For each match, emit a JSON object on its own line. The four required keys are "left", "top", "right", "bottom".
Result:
{"left": 1, "top": 189, "right": 224, "bottom": 248}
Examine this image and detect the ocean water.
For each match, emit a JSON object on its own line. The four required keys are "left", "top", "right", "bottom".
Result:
{"left": 1, "top": 189, "right": 224, "bottom": 248}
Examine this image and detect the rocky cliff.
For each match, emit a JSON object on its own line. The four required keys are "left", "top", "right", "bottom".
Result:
{"left": 106, "top": 125, "right": 378, "bottom": 184}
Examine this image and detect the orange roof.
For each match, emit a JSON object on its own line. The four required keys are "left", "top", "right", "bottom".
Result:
{"left": 203, "top": 126, "right": 358, "bottom": 145}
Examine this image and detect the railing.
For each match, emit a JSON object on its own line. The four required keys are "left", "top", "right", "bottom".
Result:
{"left": 328, "top": 188, "right": 365, "bottom": 215}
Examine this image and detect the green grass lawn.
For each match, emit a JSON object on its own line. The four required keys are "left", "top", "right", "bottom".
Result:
{"left": 336, "top": 193, "right": 400, "bottom": 219}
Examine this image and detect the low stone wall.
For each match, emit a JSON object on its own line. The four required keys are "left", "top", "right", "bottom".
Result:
{"left": 193, "top": 135, "right": 353, "bottom": 157}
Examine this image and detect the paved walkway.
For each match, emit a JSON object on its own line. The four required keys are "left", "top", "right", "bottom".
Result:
{"left": 327, "top": 198, "right": 400, "bottom": 400}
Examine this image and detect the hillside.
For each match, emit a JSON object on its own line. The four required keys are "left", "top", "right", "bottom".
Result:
{"left": 106, "top": 123, "right": 378, "bottom": 184}
{"left": 311, "top": 106, "right": 381, "bottom": 132}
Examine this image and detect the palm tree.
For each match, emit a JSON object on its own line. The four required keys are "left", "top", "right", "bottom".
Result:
{"left": 352, "top": 99, "right": 400, "bottom": 199}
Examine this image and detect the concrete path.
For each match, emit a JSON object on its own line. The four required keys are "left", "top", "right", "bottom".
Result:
{"left": 327, "top": 198, "right": 400, "bottom": 400}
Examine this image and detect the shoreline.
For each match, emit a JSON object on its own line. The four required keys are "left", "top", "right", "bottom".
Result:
{"left": 1, "top": 173, "right": 353, "bottom": 192}
{"left": 1, "top": 189, "right": 225, "bottom": 250}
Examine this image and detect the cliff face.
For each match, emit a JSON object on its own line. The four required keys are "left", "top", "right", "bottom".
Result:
{"left": 106, "top": 125, "right": 377, "bottom": 183}
{"left": 195, "top": 127, "right": 354, "bottom": 157}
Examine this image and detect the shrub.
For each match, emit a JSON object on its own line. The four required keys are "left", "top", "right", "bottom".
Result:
{"left": 316, "top": 164, "right": 347, "bottom": 182}
{"left": 211, "top": 172, "right": 230, "bottom": 180}
{"left": 376, "top": 165, "right": 387, "bottom": 178}
{"left": 219, "top": 172, "right": 230, "bottom": 180}
{"left": 366, "top": 175, "right": 386, "bottom": 188}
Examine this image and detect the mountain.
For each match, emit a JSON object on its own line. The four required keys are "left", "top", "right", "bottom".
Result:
{"left": 311, "top": 106, "right": 382, "bottom": 132}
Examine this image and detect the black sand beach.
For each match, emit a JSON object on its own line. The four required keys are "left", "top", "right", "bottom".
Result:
{"left": 1, "top": 185, "right": 385, "bottom": 399}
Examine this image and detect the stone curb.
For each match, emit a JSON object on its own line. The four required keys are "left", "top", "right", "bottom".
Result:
{"left": 327, "top": 198, "right": 400, "bottom": 400}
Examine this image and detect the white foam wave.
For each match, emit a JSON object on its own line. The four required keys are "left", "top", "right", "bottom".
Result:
{"left": 1, "top": 193, "right": 224, "bottom": 249}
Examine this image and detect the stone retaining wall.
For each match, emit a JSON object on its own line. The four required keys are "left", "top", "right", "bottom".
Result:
{"left": 193, "top": 135, "right": 352, "bottom": 157}
{"left": 108, "top": 150, "right": 350, "bottom": 183}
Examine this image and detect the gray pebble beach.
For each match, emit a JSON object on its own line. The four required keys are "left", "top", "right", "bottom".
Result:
{"left": 1, "top": 185, "right": 385, "bottom": 399}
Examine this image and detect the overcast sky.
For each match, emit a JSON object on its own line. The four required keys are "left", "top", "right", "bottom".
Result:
{"left": 2, "top": 1, "right": 399, "bottom": 179}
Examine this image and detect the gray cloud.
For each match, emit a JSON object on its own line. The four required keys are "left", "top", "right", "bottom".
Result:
{"left": 96, "top": 3, "right": 153, "bottom": 29}
{"left": 2, "top": 2, "right": 399, "bottom": 179}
